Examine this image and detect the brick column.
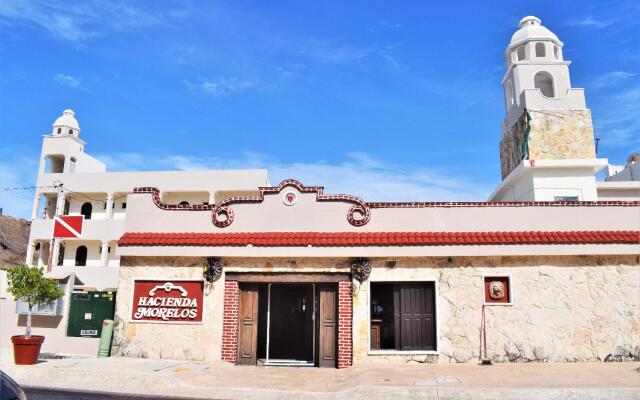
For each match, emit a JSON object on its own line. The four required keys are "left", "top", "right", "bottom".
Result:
{"left": 221, "top": 280, "right": 239, "bottom": 363}
{"left": 337, "top": 281, "right": 353, "bottom": 368}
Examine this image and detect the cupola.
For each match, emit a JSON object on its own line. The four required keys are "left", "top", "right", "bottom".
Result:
{"left": 52, "top": 109, "right": 80, "bottom": 137}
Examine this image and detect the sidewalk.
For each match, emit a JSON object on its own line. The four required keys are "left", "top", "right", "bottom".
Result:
{"left": 1, "top": 350, "right": 639, "bottom": 400}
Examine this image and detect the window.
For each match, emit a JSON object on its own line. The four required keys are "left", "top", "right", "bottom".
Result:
{"left": 505, "top": 80, "right": 514, "bottom": 107}
{"left": 516, "top": 45, "right": 526, "bottom": 61}
{"left": 80, "top": 202, "right": 92, "bottom": 219}
{"left": 75, "top": 246, "right": 87, "bottom": 266}
{"left": 178, "top": 201, "right": 190, "bottom": 207}
{"left": 535, "top": 42, "right": 546, "bottom": 57}
{"left": 121, "top": 202, "right": 127, "bottom": 209}
{"left": 68, "top": 129, "right": 73, "bottom": 135}
{"left": 68, "top": 157, "right": 76, "bottom": 173}
{"left": 534, "top": 71, "right": 554, "bottom": 97}
{"left": 370, "top": 282, "right": 436, "bottom": 351}
{"left": 554, "top": 196, "right": 579, "bottom": 202}
{"left": 57, "top": 128, "right": 62, "bottom": 134}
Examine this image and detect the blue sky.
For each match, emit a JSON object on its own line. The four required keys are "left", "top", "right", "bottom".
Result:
{"left": 1, "top": 0, "right": 638, "bottom": 217}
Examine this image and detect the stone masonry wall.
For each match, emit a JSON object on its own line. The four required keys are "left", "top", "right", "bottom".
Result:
{"left": 500, "top": 109, "right": 597, "bottom": 179}
{"left": 112, "top": 256, "right": 225, "bottom": 361}
{"left": 113, "top": 255, "right": 638, "bottom": 365}
{"left": 352, "top": 255, "right": 639, "bottom": 364}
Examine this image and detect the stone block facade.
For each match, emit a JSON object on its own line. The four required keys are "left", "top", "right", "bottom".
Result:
{"left": 352, "top": 255, "right": 638, "bottom": 364}
{"left": 112, "top": 255, "right": 639, "bottom": 366}
{"left": 499, "top": 109, "right": 597, "bottom": 179}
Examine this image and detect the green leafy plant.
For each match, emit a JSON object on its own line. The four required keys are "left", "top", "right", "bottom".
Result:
{"left": 6, "top": 265, "right": 65, "bottom": 338}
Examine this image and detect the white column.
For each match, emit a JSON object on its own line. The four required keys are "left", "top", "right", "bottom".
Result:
{"left": 55, "top": 192, "right": 66, "bottom": 216}
{"left": 31, "top": 192, "right": 41, "bottom": 220}
{"left": 209, "top": 192, "right": 216, "bottom": 205}
{"left": 25, "top": 241, "right": 35, "bottom": 267}
{"left": 105, "top": 194, "right": 114, "bottom": 219}
{"left": 37, "top": 242, "right": 46, "bottom": 267}
{"left": 100, "top": 241, "right": 109, "bottom": 267}
{"left": 50, "top": 239, "right": 61, "bottom": 269}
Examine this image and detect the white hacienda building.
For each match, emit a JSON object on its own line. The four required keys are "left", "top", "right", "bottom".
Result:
{"left": 1, "top": 16, "right": 638, "bottom": 361}
{"left": 26, "top": 109, "right": 267, "bottom": 285}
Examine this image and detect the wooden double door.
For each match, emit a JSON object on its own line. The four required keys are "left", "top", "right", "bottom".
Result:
{"left": 237, "top": 282, "right": 338, "bottom": 367}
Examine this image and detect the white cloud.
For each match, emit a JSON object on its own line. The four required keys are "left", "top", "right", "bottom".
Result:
{"left": 94, "top": 151, "right": 491, "bottom": 202}
{"left": 591, "top": 71, "right": 637, "bottom": 89}
{"left": 566, "top": 16, "right": 615, "bottom": 29}
{"left": 54, "top": 73, "right": 82, "bottom": 89}
{"left": 183, "top": 77, "right": 255, "bottom": 96}
{"left": 0, "top": 0, "right": 163, "bottom": 42}
{"left": 595, "top": 87, "right": 640, "bottom": 148}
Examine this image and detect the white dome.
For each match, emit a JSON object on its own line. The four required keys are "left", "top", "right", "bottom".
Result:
{"left": 510, "top": 16, "right": 560, "bottom": 48}
{"left": 52, "top": 109, "right": 80, "bottom": 131}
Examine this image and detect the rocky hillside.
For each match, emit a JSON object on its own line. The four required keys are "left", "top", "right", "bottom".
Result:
{"left": 0, "top": 214, "right": 30, "bottom": 269}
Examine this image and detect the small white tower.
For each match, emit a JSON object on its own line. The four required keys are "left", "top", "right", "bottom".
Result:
{"left": 502, "top": 16, "right": 586, "bottom": 127}
{"left": 491, "top": 16, "right": 606, "bottom": 202}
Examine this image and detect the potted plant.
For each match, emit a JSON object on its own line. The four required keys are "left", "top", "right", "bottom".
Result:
{"left": 6, "top": 265, "right": 65, "bottom": 365}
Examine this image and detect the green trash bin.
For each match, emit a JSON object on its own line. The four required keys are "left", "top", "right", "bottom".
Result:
{"left": 67, "top": 291, "right": 116, "bottom": 338}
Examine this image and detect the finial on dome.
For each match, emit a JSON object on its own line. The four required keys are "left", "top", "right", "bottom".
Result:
{"left": 519, "top": 16, "right": 541, "bottom": 28}
{"left": 63, "top": 109, "right": 75, "bottom": 117}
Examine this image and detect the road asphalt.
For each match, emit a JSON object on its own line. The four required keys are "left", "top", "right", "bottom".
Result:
{"left": 1, "top": 351, "right": 638, "bottom": 400}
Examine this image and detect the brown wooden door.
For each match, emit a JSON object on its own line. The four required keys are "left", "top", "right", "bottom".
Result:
{"left": 394, "top": 282, "right": 435, "bottom": 351}
{"left": 318, "top": 284, "right": 337, "bottom": 368}
{"left": 238, "top": 283, "right": 259, "bottom": 365}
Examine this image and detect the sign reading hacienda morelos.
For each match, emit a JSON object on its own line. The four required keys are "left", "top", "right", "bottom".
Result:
{"left": 130, "top": 280, "right": 205, "bottom": 323}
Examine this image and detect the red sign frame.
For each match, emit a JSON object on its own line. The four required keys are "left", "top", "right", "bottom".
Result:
{"left": 130, "top": 279, "right": 205, "bottom": 324}
{"left": 53, "top": 215, "right": 84, "bottom": 238}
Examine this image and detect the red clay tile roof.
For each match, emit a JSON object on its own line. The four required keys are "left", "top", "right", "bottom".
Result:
{"left": 118, "top": 231, "right": 640, "bottom": 247}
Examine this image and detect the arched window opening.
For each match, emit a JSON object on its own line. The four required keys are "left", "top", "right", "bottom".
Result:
{"left": 535, "top": 43, "right": 546, "bottom": 57}
{"left": 178, "top": 201, "right": 190, "bottom": 207}
{"left": 81, "top": 202, "right": 92, "bottom": 219}
{"left": 68, "top": 129, "right": 73, "bottom": 135}
{"left": 57, "top": 128, "right": 62, "bottom": 134}
{"left": 516, "top": 45, "right": 526, "bottom": 61}
{"left": 554, "top": 46, "right": 559, "bottom": 60}
{"left": 46, "top": 155, "right": 65, "bottom": 173}
{"left": 68, "top": 157, "right": 77, "bottom": 173}
{"left": 534, "top": 72, "right": 555, "bottom": 98}
{"left": 505, "top": 80, "right": 515, "bottom": 107}
{"left": 75, "top": 246, "right": 87, "bottom": 266}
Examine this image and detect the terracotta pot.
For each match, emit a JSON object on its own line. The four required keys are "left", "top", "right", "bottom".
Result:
{"left": 11, "top": 335, "right": 45, "bottom": 365}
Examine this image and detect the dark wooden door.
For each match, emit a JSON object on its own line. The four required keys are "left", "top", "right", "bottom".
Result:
{"left": 238, "top": 284, "right": 259, "bottom": 365}
{"left": 394, "top": 283, "right": 435, "bottom": 351}
{"left": 318, "top": 284, "right": 337, "bottom": 367}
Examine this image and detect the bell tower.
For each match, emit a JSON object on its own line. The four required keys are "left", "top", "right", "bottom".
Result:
{"left": 499, "top": 16, "right": 596, "bottom": 180}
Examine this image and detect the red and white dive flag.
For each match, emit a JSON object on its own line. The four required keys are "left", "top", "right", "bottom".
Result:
{"left": 53, "top": 215, "right": 83, "bottom": 238}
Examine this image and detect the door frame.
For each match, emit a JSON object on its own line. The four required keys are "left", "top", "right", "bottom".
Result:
{"left": 367, "top": 279, "right": 439, "bottom": 354}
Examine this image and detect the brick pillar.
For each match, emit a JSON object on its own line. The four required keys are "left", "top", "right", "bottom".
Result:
{"left": 337, "top": 281, "right": 353, "bottom": 368}
{"left": 221, "top": 280, "right": 239, "bottom": 363}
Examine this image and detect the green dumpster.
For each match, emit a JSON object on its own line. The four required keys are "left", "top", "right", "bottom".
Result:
{"left": 66, "top": 291, "right": 116, "bottom": 338}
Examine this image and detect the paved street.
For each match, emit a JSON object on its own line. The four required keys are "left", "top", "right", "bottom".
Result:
{"left": 2, "top": 352, "right": 639, "bottom": 400}
{"left": 25, "top": 387, "right": 208, "bottom": 400}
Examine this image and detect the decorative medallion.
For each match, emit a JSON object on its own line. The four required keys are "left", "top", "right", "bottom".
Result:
{"left": 283, "top": 191, "right": 298, "bottom": 206}
{"left": 351, "top": 257, "right": 371, "bottom": 283}
{"left": 203, "top": 257, "right": 223, "bottom": 283}
{"left": 488, "top": 281, "right": 505, "bottom": 300}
